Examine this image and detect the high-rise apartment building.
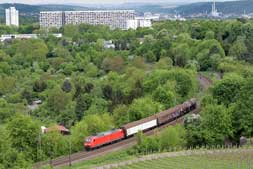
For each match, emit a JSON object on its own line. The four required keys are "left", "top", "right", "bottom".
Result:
{"left": 40, "top": 10, "right": 135, "bottom": 30}
{"left": 5, "top": 7, "right": 19, "bottom": 27}
{"left": 39, "top": 11, "right": 64, "bottom": 29}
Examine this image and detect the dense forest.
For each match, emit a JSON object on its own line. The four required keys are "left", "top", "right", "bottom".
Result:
{"left": 0, "top": 19, "right": 253, "bottom": 168}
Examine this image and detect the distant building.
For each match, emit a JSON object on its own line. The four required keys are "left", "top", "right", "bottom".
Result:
{"left": 126, "top": 20, "right": 139, "bottom": 30}
{"left": 0, "top": 33, "right": 62, "bottom": 42}
{"left": 39, "top": 11, "right": 64, "bottom": 29}
{"left": 211, "top": 0, "right": 219, "bottom": 17}
{"left": 43, "top": 125, "right": 70, "bottom": 135}
{"left": 242, "top": 11, "right": 252, "bottom": 19}
{"left": 144, "top": 12, "right": 160, "bottom": 21}
{"left": 40, "top": 10, "right": 136, "bottom": 30}
{"left": 27, "top": 100, "right": 43, "bottom": 111}
{"left": 103, "top": 40, "right": 115, "bottom": 49}
{"left": 126, "top": 17, "right": 152, "bottom": 30}
{"left": 5, "top": 7, "right": 19, "bottom": 27}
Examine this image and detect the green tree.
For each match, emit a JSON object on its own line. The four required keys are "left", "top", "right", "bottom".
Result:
{"left": 159, "top": 125, "right": 186, "bottom": 150}
{"left": 75, "top": 93, "right": 92, "bottom": 121}
{"left": 102, "top": 56, "right": 125, "bottom": 73}
{"left": 200, "top": 104, "right": 232, "bottom": 145}
{"left": 196, "top": 40, "right": 225, "bottom": 71}
{"left": 42, "top": 131, "right": 69, "bottom": 159}
{"left": 63, "top": 24, "right": 80, "bottom": 38}
{"left": 0, "top": 127, "right": 31, "bottom": 169}
{"left": 83, "top": 113, "right": 114, "bottom": 135}
{"left": 172, "top": 43, "right": 191, "bottom": 67}
{"left": 70, "top": 120, "right": 88, "bottom": 151}
{"left": 152, "top": 86, "right": 174, "bottom": 109}
{"left": 205, "top": 31, "right": 215, "bottom": 40}
{"left": 0, "top": 76, "right": 16, "bottom": 95}
{"left": 7, "top": 114, "right": 40, "bottom": 161}
{"left": 232, "top": 78, "right": 253, "bottom": 137}
{"left": 54, "top": 46, "right": 71, "bottom": 59}
{"left": 128, "top": 97, "right": 163, "bottom": 121}
{"left": 33, "top": 79, "right": 47, "bottom": 92}
{"left": 61, "top": 79, "right": 72, "bottom": 93}
{"left": 0, "top": 98, "right": 15, "bottom": 124}
{"left": 154, "top": 57, "right": 173, "bottom": 70}
{"left": 47, "top": 87, "right": 71, "bottom": 113}
{"left": 13, "top": 39, "right": 48, "bottom": 65}
{"left": 144, "top": 50, "right": 156, "bottom": 62}
{"left": 84, "top": 98, "right": 109, "bottom": 116}
{"left": 113, "top": 104, "right": 129, "bottom": 127}
{"left": 229, "top": 36, "right": 248, "bottom": 61}
{"left": 212, "top": 74, "right": 244, "bottom": 106}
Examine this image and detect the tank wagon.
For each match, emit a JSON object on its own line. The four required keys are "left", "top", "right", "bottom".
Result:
{"left": 84, "top": 98, "right": 197, "bottom": 150}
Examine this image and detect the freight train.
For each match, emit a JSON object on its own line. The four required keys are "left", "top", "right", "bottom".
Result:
{"left": 84, "top": 98, "right": 197, "bottom": 150}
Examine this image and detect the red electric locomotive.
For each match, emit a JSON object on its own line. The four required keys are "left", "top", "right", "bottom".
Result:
{"left": 84, "top": 129, "right": 125, "bottom": 150}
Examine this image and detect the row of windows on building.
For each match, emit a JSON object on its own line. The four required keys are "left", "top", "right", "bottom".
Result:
{"left": 39, "top": 10, "right": 136, "bottom": 30}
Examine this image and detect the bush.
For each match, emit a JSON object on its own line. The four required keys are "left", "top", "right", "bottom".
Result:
{"left": 133, "top": 125, "right": 186, "bottom": 154}
{"left": 159, "top": 125, "right": 186, "bottom": 150}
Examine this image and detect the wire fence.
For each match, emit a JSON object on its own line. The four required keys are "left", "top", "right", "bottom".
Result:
{"left": 93, "top": 146, "right": 253, "bottom": 169}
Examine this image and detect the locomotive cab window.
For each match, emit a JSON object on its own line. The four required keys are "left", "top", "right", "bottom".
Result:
{"left": 85, "top": 138, "right": 92, "bottom": 142}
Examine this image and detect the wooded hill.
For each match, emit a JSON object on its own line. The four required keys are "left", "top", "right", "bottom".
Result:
{"left": 173, "top": 0, "right": 253, "bottom": 15}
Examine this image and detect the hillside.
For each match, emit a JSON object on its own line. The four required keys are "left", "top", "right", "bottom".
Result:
{"left": 1, "top": 12, "right": 253, "bottom": 169}
{"left": 0, "top": 3, "right": 94, "bottom": 24}
{"left": 1, "top": 1, "right": 253, "bottom": 20}
{"left": 0, "top": 3, "right": 92, "bottom": 17}
{"left": 173, "top": 0, "right": 253, "bottom": 15}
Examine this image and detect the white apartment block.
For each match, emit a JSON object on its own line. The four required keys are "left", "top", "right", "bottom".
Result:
{"left": 126, "top": 17, "right": 152, "bottom": 30}
{"left": 40, "top": 11, "right": 64, "bottom": 29}
{"left": 40, "top": 10, "right": 135, "bottom": 30}
{"left": 5, "top": 7, "right": 19, "bottom": 27}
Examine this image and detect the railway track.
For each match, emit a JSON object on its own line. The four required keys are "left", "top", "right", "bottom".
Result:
{"left": 35, "top": 74, "right": 209, "bottom": 168}
{"left": 34, "top": 107, "right": 200, "bottom": 169}
{"left": 198, "top": 73, "right": 213, "bottom": 91}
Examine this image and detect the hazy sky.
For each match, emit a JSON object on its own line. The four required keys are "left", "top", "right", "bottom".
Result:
{"left": 0, "top": 0, "right": 235, "bottom": 5}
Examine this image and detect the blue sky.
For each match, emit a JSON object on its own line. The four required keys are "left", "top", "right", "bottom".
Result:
{"left": 0, "top": 0, "right": 236, "bottom": 5}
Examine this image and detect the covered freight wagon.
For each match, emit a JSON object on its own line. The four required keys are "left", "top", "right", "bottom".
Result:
{"left": 155, "top": 105, "right": 182, "bottom": 125}
{"left": 122, "top": 115, "right": 157, "bottom": 137}
{"left": 155, "top": 99, "right": 197, "bottom": 125}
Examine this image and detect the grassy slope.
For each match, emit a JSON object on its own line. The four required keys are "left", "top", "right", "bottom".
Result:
{"left": 120, "top": 153, "right": 253, "bottom": 169}
{"left": 62, "top": 150, "right": 133, "bottom": 169}
{"left": 65, "top": 148, "right": 253, "bottom": 169}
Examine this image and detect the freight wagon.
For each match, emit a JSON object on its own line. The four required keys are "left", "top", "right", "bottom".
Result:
{"left": 121, "top": 115, "right": 157, "bottom": 137}
{"left": 84, "top": 98, "right": 197, "bottom": 150}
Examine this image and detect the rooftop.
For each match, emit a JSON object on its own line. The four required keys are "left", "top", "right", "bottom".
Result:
{"left": 45, "top": 125, "right": 70, "bottom": 134}
{"left": 40, "top": 10, "right": 135, "bottom": 13}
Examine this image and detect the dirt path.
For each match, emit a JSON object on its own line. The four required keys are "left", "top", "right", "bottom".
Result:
{"left": 197, "top": 73, "right": 213, "bottom": 91}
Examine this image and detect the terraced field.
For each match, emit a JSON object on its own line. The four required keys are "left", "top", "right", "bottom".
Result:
{"left": 118, "top": 150, "right": 253, "bottom": 169}
{"left": 119, "top": 156, "right": 251, "bottom": 169}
